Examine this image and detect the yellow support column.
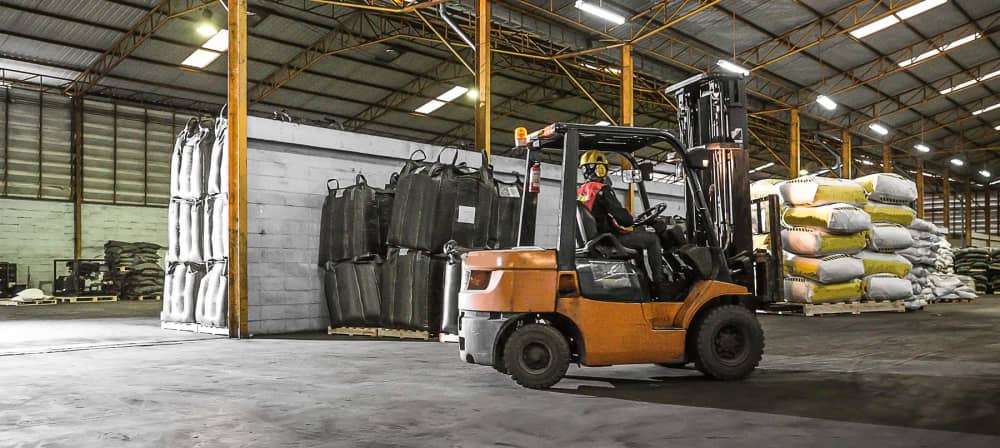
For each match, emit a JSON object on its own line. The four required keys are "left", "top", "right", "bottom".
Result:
{"left": 789, "top": 109, "right": 800, "bottom": 178}
{"left": 965, "top": 180, "right": 972, "bottom": 246}
{"left": 841, "top": 128, "right": 851, "bottom": 179}
{"left": 943, "top": 168, "right": 950, "bottom": 230}
{"left": 227, "top": 0, "right": 249, "bottom": 338}
{"left": 882, "top": 143, "right": 892, "bottom": 173}
{"left": 475, "top": 0, "right": 491, "bottom": 160}
{"left": 915, "top": 160, "right": 925, "bottom": 218}
{"left": 621, "top": 44, "right": 634, "bottom": 212}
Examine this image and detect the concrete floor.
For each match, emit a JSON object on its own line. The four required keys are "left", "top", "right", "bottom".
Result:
{"left": 1, "top": 300, "right": 999, "bottom": 447}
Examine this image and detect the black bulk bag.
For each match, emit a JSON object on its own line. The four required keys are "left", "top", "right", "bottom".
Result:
{"left": 387, "top": 152, "right": 448, "bottom": 252}
{"left": 323, "top": 256, "right": 382, "bottom": 328}
{"left": 432, "top": 151, "right": 499, "bottom": 251}
{"left": 380, "top": 248, "right": 445, "bottom": 331}
{"left": 318, "top": 175, "right": 383, "bottom": 265}
{"left": 375, "top": 173, "right": 398, "bottom": 257}
{"left": 440, "top": 241, "right": 472, "bottom": 335}
{"left": 492, "top": 176, "right": 523, "bottom": 249}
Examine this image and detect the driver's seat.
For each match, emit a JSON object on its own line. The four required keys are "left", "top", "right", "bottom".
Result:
{"left": 575, "top": 202, "right": 637, "bottom": 259}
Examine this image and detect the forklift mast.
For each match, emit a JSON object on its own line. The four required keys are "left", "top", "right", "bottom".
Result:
{"left": 665, "top": 73, "right": 756, "bottom": 293}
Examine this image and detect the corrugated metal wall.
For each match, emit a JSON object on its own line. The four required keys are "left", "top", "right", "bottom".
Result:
{"left": 0, "top": 85, "right": 194, "bottom": 207}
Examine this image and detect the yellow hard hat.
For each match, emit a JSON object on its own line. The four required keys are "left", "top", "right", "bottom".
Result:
{"left": 579, "top": 149, "right": 609, "bottom": 168}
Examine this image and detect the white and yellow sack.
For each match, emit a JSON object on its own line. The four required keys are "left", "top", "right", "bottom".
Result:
{"left": 867, "top": 222, "right": 914, "bottom": 251}
{"left": 784, "top": 253, "right": 865, "bottom": 284}
{"left": 751, "top": 178, "right": 785, "bottom": 200}
{"left": 782, "top": 204, "right": 871, "bottom": 234}
{"left": 864, "top": 202, "right": 915, "bottom": 226}
{"left": 855, "top": 173, "right": 918, "bottom": 203}
{"left": 782, "top": 227, "right": 866, "bottom": 256}
{"left": 784, "top": 276, "right": 863, "bottom": 304}
{"left": 862, "top": 274, "right": 912, "bottom": 301}
{"left": 778, "top": 176, "right": 867, "bottom": 206}
{"left": 856, "top": 250, "right": 913, "bottom": 277}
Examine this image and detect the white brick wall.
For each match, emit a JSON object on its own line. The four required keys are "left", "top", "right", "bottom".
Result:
{"left": 0, "top": 199, "right": 167, "bottom": 292}
{"left": 244, "top": 118, "right": 684, "bottom": 335}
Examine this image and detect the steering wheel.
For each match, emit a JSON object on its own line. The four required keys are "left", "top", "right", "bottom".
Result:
{"left": 634, "top": 203, "right": 668, "bottom": 226}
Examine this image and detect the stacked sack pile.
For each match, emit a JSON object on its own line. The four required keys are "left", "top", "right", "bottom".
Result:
{"left": 320, "top": 150, "right": 523, "bottom": 336}
{"left": 778, "top": 177, "right": 872, "bottom": 305}
{"left": 953, "top": 248, "right": 989, "bottom": 294}
{"left": 901, "top": 218, "right": 947, "bottom": 304}
{"left": 853, "top": 174, "right": 919, "bottom": 309}
{"left": 162, "top": 110, "right": 229, "bottom": 330}
{"left": 103, "top": 241, "right": 164, "bottom": 299}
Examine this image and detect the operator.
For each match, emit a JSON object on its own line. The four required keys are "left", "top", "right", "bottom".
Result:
{"left": 577, "top": 150, "right": 671, "bottom": 298}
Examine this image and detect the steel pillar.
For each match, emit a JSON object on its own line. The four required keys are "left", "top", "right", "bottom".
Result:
{"left": 789, "top": 109, "right": 800, "bottom": 177}
{"left": 475, "top": 0, "right": 491, "bottom": 159}
{"left": 841, "top": 128, "right": 851, "bottom": 179}
{"left": 227, "top": 0, "right": 249, "bottom": 338}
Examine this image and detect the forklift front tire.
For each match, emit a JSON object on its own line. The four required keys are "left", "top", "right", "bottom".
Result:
{"left": 692, "top": 305, "right": 764, "bottom": 381}
{"left": 503, "top": 324, "right": 570, "bottom": 389}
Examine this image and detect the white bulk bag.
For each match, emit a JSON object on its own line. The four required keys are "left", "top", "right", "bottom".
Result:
{"left": 868, "top": 223, "right": 914, "bottom": 251}
{"left": 166, "top": 200, "right": 180, "bottom": 262}
{"left": 855, "top": 250, "right": 913, "bottom": 277}
{"left": 855, "top": 173, "right": 918, "bottom": 203}
{"left": 207, "top": 110, "right": 228, "bottom": 195}
{"left": 781, "top": 203, "right": 872, "bottom": 234}
{"left": 202, "top": 199, "right": 215, "bottom": 261}
{"left": 784, "top": 276, "right": 863, "bottom": 304}
{"left": 778, "top": 176, "right": 867, "bottom": 206}
{"left": 863, "top": 274, "right": 912, "bottom": 301}
{"left": 909, "top": 217, "right": 935, "bottom": 232}
{"left": 751, "top": 179, "right": 784, "bottom": 200}
{"left": 211, "top": 195, "right": 228, "bottom": 259}
{"left": 189, "top": 122, "right": 213, "bottom": 199}
{"left": 784, "top": 253, "right": 865, "bottom": 284}
{"left": 177, "top": 200, "right": 193, "bottom": 262}
{"left": 162, "top": 263, "right": 198, "bottom": 323}
{"left": 196, "top": 261, "right": 228, "bottom": 328}
{"left": 189, "top": 201, "right": 204, "bottom": 262}
{"left": 782, "top": 227, "right": 866, "bottom": 256}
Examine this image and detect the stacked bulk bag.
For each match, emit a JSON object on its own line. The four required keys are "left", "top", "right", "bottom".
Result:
{"left": 323, "top": 256, "right": 382, "bottom": 328}
{"left": 493, "top": 177, "right": 523, "bottom": 248}
{"left": 440, "top": 241, "right": 472, "bottom": 335}
{"left": 777, "top": 176, "right": 870, "bottom": 305}
{"left": 195, "top": 261, "right": 228, "bottom": 328}
{"left": 953, "top": 248, "right": 989, "bottom": 295}
{"left": 903, "top": 219, "right": 959, "bottom": 303}
{"left": 380, "top": 248, "right": 445, "bottom": 331}
{"left": 435, "top": 157, "right": 499, "bottom": 250}
{"left": 318, "top": 175, "right": 389, "bottom": 266}
{"left": 853, "top": 173, "right": 918, "bottom": 308}
{"left": 387, "top": 151, "right": 445, "bottom": 252}
{"left": 162, "top": 263, "right": 203, "bottom": 324}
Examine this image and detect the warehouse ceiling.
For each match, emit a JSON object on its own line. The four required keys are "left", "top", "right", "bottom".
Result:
{"left": 0, "top": 0, "right": 998, "bottom": 189}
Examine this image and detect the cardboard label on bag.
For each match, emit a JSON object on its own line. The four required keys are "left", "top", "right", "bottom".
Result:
{"left": 457, "top": 206, "right": 476, "bottom": 224}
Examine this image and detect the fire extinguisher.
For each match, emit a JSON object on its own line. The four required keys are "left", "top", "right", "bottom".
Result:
{"left": 528, "top": 162, "right": 541, "bottom": 193}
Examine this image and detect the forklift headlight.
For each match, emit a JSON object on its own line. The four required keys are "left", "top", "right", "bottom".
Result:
{"left": 465, "top": 270, "right": 492, "bottom": 290}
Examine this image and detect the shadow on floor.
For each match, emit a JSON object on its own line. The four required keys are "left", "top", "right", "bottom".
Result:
{"left": 553, "top": 368, "right": 1000, "bottom": 435}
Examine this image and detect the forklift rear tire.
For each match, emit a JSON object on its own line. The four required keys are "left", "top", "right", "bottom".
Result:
{"left": 691, "top": 305, "right": 763, "bottom": 381}
{"left": 503, "top": 324, "right": 570, "bottom": 389}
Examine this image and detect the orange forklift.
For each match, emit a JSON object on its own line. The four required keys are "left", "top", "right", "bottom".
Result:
{"left": 457, "top": 73, "right": 783, "bottom": 389}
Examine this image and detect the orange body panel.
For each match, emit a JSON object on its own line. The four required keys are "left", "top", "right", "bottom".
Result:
{"left": 556, "top": 296, "right": 686, "bottom": 366}
{"left": 459, "top": 269, "right": 558, "bottom": 313}
{"left": 670, "top": 281, "right": 750, "bottom": 328}
{"left": 463, "top": 249, "right": 557, "bottom": 271}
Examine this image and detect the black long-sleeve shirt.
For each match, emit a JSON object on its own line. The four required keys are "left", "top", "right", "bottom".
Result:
{"left": 581, "top": 181, "right": 634, "bottom": 234}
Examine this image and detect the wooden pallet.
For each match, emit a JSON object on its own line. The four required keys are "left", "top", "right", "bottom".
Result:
{"left": 55, "top": 295, "right": 118, "bottom": 303}
{"left": 930, "top": 298, "right": 975, "bottom": 304}
{"left": 328, "top": 326, "right": 432, "bottom": 340}
{"left": 761, "top": 300, "right": 905, "bottom": 317}
{"left": 0, "top": 298, "right": 58, "bottom": 306}
{"left": 133, "top": 295, "right": 161, "bottom": 301}
{"left": 161, "top": 321, "right": 229, "bottom": 335}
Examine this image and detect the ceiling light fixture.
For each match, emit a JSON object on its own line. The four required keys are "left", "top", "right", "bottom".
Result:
{"left": 436, "top": 86, "right": 469, "bottom": 102}
{"left": 869, "top": 123, "right": 890, "bottom": 135}
{"left": 850, "top": 0, "right": 948, "bottom": 39}
{"left": 980, "top": 169, "right": 991, "bottom": 177}
{"left": 413, "top": 86, "right": 471, "bottom": 115}
{"left": 181, "top": 49, "right": 221, "bottom": 68}
{"left": 748, "top": 162, "right": 775, "bottom": 174}
{"left": 574, "top": 1, "right": 626, "bottom": 25}
{"left": 202, "top": 29, "right": 228, "bottom": 52}
{"left": 197, "top": 9, "right": 217, "bottom": 36}
{"left": 914, "top": 143, "right": 931, "bottom": 153}
{"left": 414, "top": 100, "right": 446, "bottom": 115}
{"left": 716, "top": 60, "right": 750, "bottom": 76}
{"left": 860, "top": 159, "right": 876, "bottom": 166}
{"left": 466, "top": 89, "right": 479, "bottom": 100}
{"left": 972, "top": 103, "right": 1000, "bottom": 115}
{"left": 595, "top": 120, "right": 611, "bottom": 126}
{"left": 898, "top": 33, "right": 981, "bottom": 67}
{"left": 994, "top": 124, "right": 1000, "bottom": 131}
{"left": 181, "top": 28, "right": 229, "bottom": 68}
{"left": 951, "top": 158, "right": 964, "bottom": 166}
{"left": 816, "top": 95, "right": 838, "bottom": 110}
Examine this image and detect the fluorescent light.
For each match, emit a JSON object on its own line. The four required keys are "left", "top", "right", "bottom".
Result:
{"left": 816, "top": 95, "right": 838, "bottom": 110}
{"left": 860, "top": 159, "right": 876, "bottom": 166}
{"left": 991, "top": 179, "right": 1000, "bottom": 185}
{"left": 181, "top": 49, "right": 221, "bottom": 68}
{"left": 951, "top": 158, "right": 964, "bottom": 166}
{"left": 897, "top": 0, "right": 949, "bottom": 19}
{"left": 716, "top": 60, "right": 749, "bottom": 76}
{"left": 980, "top": 169, "right": 991, "bottom": 177}
{"left": 436, "top": 86, "right": 469, "bottom": 102}
{"left": 940, "top": 79, "right": 979, "bottom": 95}
{"left": 813, "top": 168, "right": 831, "bottom": 175}
{"left": 869, "top": 123, "right": 890, "bottom": 135}
{"left": 574, "top": 1, "right": 626, "bottom": 25}
{"left": 595, "top": 120, "right": 611, "bottom": 126}
{"left": 850, "top": 15, "right": 900, "bottom": 39}
{"left": 994, "top": 124, "right": 1000, "bottom": 131}
{"left": 898, "top": 33, "right": 980, "bottom": 67}
{"left": 414, "top": 100, "right": 446, "bottom": 115}
{"left": 196, "top": 23, "right": 217, "bottom": 37}
{"left": 914, "top": 143, "right": 931, "bottom": 153}
{"left": 748, "top": 162, "right": 775, "bottom": 174}
{"left": 466, "top": 89, "right": 479, "bottom": 100}
{"left": 972, "top": 103, "right": 1000, "bottom": 115}
{"left": 202, "top": 29, "right": 228, "bottom": 52}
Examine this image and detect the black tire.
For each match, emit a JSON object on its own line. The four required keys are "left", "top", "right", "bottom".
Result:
{"left": 503, "top": 324, "right": 570, "bottom": 389}
{"left": 691, "top": 305, "right": 764, "bottom": 381}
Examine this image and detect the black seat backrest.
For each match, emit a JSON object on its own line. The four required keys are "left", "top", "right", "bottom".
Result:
{"left": 576, "top": 202, "right": 599, "bottom": 247}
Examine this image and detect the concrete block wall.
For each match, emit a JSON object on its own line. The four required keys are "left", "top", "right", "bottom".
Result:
{"left": 245, "top": 118, "right": 684, "bottom": 334}
{"left": 0, "top": 199, "right": 167, "bottom": 292}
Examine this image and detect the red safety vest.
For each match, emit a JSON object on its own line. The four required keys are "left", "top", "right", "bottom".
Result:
{"left": 576, "top": 181, "right": 630, "bottom": 234}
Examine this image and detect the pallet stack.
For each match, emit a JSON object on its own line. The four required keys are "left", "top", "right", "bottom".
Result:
{"left": 853, "top": 174, "right": 919, "bottom": 310}
{"left": 103, "top": 241, "right": 164, "bottom": 300}
{"left": 162, "top": 111, "right": 228, "bottom": 332}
